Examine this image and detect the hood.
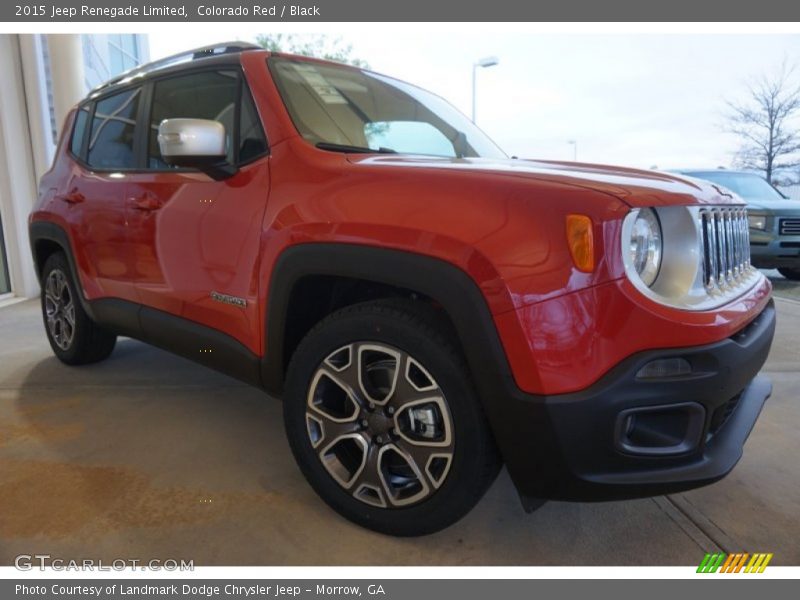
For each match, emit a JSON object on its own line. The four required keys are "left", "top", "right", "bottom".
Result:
{"left": 347, "top": 155, "right": 740, "bottom": 208}
{"left": 744, "top": 197, "right": 800, "bottom": 213}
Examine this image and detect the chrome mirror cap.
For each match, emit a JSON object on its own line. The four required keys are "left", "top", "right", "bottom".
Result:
{"left": 157, "top": 118, "right": 226, "bottom": 165}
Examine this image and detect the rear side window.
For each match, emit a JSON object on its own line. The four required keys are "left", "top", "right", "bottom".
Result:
{"left": 148, "top": 70, "right": 239, "bottom": 169}
{"left": 87, "top": 88, "right": 141, "bottom": 169}
{"left": 70, "top": 105, "right": 89, "bottom": 158}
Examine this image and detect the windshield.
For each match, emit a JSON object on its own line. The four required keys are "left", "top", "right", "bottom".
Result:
{"left": 269, "top": 57, "right": 506, "bottom": 159}
{"left": 687, "top": 171, "right": 787, "bottom": 201}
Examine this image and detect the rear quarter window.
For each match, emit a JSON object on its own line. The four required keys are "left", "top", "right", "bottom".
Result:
{"left": 69, "top": 105, "right": 90, "bottom": 158}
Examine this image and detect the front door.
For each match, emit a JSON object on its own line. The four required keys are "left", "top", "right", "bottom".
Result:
{"left": 125, "top": 69, "right": 270, "bottom": 353}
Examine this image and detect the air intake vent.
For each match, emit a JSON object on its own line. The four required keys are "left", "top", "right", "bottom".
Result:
{"left": 700, "top": 208, "right": 751, "bottom": 289}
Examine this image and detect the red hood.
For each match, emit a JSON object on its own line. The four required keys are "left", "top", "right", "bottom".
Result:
{"left": 347, "top": 155, "right": 741, "bottom": 208}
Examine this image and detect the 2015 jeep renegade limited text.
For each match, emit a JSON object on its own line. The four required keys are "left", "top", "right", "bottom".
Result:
{"left": 30, "top": 43, "right": 776, "bottom": 536}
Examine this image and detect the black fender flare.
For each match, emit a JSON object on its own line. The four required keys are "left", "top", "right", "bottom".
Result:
{"left": 262, "top": 243, "right": 515, "bottom": 394}
{"left": 28, "top": 221, "right": 98, "bottom": 320}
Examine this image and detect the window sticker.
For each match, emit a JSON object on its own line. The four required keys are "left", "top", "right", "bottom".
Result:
{"left": 292, "top": 64, "right": 348, "bottom": 105}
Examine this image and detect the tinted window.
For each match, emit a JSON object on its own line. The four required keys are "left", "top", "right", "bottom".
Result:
{"left": 70, "top": 106, "right": 89, "bottom": 158}
{"left": 148, "top": 70, "right": 239, "bottom": 169}
{"left": 239, "top": 83, "right": 268, "bottom": 162}
{"left": 87, "top": 88, "right": 141, "bottom": 169}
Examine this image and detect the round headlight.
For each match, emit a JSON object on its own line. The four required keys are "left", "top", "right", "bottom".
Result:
{"left": 629, "top": 208, "right": 662, "bottom": 287}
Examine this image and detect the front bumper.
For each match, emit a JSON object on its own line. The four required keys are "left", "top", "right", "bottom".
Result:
{"left": 751, "top": 240, "right": 800, "bottom": 268}
{"left": 505, "top": 299, "right": 775, "bottom": 503}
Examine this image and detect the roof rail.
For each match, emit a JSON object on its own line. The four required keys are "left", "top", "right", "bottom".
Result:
{"left": 89, "top": 41, "right": 263, "bottom": 95}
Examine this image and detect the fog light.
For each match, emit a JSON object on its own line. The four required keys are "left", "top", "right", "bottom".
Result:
{"left": 636, "top": 357, "right": 691, "bottom": 379}
{"left": 615, "top": 402, "right": 705, "bottom": 455}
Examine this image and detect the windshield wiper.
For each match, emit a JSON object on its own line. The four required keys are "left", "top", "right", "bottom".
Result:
{"left": 316, "top": 142, "right": 397, "bottom": 154}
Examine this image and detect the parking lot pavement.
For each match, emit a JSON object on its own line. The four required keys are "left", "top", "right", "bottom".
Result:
{"left": 764, "top": 269, "right": 800, "bottom": 302}
{"left": 1, "top": 294, "right": 798, "bottom": 566}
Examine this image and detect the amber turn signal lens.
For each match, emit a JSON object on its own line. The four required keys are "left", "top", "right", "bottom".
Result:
{"left": 565, "top": 214, "right": 595, "bottom": 272}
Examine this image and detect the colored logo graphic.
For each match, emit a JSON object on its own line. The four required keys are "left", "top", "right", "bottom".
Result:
{"left": 697, "top": 552, "right": 773, "bottom": 573}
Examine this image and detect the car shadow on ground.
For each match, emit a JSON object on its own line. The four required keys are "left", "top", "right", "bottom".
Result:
{"left": 0, "top": 330, "right": 732, "bottom": 565}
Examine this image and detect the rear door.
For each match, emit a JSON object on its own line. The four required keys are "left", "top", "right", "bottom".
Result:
{"left": 60, "top": 88, "right": 142, "bottom": 302}
{"left": 124, "top": 69, "right": 270, "bottom": 353}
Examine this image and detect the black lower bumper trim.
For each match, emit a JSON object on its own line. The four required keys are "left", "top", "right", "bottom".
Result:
{"left": 584, "top": 375, "right": 771, "bottom": 486}
{"left": 504, "top": 299, "right": 776, "bottom": 503}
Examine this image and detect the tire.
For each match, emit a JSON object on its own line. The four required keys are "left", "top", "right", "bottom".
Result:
{"left": 40, "top": 252, "right": 117, "bottom": 365}
{"left": 778, "top": 267, "right": 800, "bottom": 281}
{"left": 283, "top": 299, "right": 501, "bottom": 536}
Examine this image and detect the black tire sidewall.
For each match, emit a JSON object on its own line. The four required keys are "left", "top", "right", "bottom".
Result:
{"left": 284, "top": 305, "right": 497, "bottom": 536}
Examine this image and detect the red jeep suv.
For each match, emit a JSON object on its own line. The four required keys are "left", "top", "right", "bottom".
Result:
{"left": 29, "top": 43, "right": 775, "bottom": 536}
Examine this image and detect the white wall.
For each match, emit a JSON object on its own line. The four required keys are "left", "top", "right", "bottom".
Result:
{"left": 0, "top": 35, "right": 43, "bottom": 300}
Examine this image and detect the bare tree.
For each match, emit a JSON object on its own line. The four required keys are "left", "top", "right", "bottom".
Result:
{"left": 255, "top": 34, "right": 368, "bottom": 68}
{"left": 727, "top": 62, "right": 800, "bottom": 183}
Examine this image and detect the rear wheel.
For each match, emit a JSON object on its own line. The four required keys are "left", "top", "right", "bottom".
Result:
{"left": 283, "top": 300, "right": 501, "bottom": 536}
{"left": 778, "top": 267, "right": 800, "bottom": 281}
{"left": 40, "top": 252, "right": 117, "bottom": 365}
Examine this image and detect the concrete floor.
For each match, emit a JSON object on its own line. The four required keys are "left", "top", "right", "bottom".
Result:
{"left": 1, "top": 284, "right": 798, "bottom": 566}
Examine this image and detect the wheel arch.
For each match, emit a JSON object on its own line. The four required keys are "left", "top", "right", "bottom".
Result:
{"left": 262, "top": 243, "right": 517, "bottom": 398}
{"left": 28, "top": 221, "right": 93, "bottom": 314}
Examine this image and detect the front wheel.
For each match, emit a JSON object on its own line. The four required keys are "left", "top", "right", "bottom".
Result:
{"left": 283, "top": 300, "right": 500, "bottom": 536}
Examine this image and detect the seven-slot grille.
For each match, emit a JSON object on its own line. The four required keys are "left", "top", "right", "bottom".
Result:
{"left": 700, "top": 208, "right": 751, "bottom": 289}
{"left": 780, "top": 218, "right": 800, "bottom": 235}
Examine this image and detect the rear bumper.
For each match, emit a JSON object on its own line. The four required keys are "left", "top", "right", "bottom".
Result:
{"left": 505, "top": 299, "right": 775, "bottom": 503}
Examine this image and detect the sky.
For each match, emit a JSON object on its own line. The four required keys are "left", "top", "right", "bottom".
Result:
{"left": 149, "top": 31, "right": 800, "bottom": 171}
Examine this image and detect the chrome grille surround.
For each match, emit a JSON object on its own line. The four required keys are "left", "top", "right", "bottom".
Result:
{"left": 622, "top": 205, "right": 761, "bottom": 311}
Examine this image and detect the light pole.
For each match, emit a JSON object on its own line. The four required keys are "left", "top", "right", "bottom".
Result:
{"left": 472, "top": 56, "right": 499, "bottom": 123}
{"left": 567, "top": 140, "right": 578, "bottom": 161}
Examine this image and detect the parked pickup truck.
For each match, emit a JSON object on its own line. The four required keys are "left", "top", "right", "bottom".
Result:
{"left": 29, "top": 43, "right": 775, "bottom": 536}
{"left": 677, "top": 169, "right": 800, "bottom": 280}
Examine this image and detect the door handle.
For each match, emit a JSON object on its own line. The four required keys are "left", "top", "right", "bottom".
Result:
{"left": 57, "top": 191, "right": 85, "bottom": 204}
{"left": 130, "top": 195, "right": 163, "bottom": 211}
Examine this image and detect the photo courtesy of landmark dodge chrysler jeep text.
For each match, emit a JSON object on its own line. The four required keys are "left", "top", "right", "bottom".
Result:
{"left": 29, "top": 43, "right": 776, "bottom": 536}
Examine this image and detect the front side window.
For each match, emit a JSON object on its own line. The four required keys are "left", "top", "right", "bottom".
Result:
{"left": 148, "top": 70, "right": 239, "bottom": 169}
{"left": 87, "top": 88, "right": 141, "bottom": 169}
{"left": 269, "top": 57, "right": 506, "bottom": 159}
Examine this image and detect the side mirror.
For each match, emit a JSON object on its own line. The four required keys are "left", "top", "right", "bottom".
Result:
{"left": 157, "top": 118, "right": 236, "bottom": 179}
